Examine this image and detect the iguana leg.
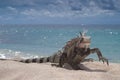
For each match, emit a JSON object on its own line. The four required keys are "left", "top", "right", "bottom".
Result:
{"left": 82, "top": 58, "right": 94, "bottom": 62}
{"left": 59, "top": 53, "right": 67, "bottom": 67}
{"left": 90, "top": 48, "right": 109, "bottom": 65}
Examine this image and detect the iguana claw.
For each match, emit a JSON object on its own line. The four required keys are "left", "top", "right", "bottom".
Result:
{"left": 99, "top": 57, "right": 109, "bottom": 66}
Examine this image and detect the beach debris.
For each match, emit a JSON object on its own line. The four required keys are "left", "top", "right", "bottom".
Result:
{"left": 17, "top": 31, "right": 109, "bottom": 70}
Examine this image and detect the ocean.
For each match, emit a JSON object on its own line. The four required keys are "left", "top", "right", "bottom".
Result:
{"left": 0, "top": 24, "right": 120, "bottom": 63}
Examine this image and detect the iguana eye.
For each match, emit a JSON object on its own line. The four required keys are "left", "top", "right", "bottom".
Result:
{"left": 80, "top": 38, "right": 84, "bottom": 43}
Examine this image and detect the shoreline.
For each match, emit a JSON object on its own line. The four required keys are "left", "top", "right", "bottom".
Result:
{"left": 0, "top": 60, "right": 120, "bottom": 80}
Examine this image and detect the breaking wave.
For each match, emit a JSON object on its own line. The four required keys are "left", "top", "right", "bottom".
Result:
{"left": 0, "top": 49, "right": 39, "bottom": 59}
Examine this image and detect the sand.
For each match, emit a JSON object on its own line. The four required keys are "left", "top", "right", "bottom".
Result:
{"left": 0, "top": 60, "right": 120, "bottom": 80}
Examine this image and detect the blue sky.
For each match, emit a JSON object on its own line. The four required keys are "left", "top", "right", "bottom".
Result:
{"left": 0, "top": 0, "right": 120, "bottom": 24}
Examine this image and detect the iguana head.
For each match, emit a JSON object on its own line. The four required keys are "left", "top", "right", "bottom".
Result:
{"left": 78, "top": 32, "right": 91, "bottom": 48}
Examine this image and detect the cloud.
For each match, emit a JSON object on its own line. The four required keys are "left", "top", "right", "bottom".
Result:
{"left": 7, "top": 6, "right": 18, "bottom": 13}
{"left": 0, "top": 0, "right": 120, "bottom": 19}
{"left": 21, "top": 9, "right": 74, "bottom": 18}
{"left": 7, "top": 6, "right": 16, "bottom": 11}
{"left": 0, "top": 15, "right": 12, "bottom": 22}
{"left": 20, "top": 0, "right": 118, "bottom": 18}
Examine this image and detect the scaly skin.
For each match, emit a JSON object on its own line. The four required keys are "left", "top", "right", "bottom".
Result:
{"left": 19, "top": 32, "right": 109, "bottom": 70}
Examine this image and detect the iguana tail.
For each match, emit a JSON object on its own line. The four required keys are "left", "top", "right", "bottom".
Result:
{"left": 16, "top": 51, "right": 62, "bottom": 63}
{"left": 18, "top": 57, "right": 50, "bottom": 63}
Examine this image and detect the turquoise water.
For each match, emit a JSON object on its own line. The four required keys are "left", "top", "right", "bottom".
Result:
{"left": 0, "top": 24, "right": 120, "bottom": 63}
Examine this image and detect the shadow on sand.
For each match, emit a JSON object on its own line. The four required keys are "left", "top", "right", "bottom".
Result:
{"left": 61, "top": 63, "right": 108, "bottom": 72}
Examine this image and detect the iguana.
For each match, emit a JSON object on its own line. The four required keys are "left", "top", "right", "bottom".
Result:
{"left": 18, "top": 32, "right": 109, "bottom": 70}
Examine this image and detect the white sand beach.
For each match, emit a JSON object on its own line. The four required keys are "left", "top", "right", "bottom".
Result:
{"left": 0, "top": 60, "right": 120, "bottom": 80}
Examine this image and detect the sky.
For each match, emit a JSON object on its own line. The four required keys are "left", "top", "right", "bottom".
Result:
{"left": 0, "top": 0, "right": 120, "bottom": 24}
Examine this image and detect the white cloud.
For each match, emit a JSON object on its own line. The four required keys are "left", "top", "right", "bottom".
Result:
{"left": 7, "top": 6, "right": 18, "bottom": 13}
{"left": 2, "top": 0, "right": 119, "bottom": 19}
{"left": 20, "top": 4, "right": 116, "bottom": 19}
{"left": 21, "top": 8, "right": 79, "bottom": 18}
{"left": 21, "top": 9, "right": 38, "bottom": 16}
{"left": 0, "top": 15, "right": 13, "bottom": 21}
